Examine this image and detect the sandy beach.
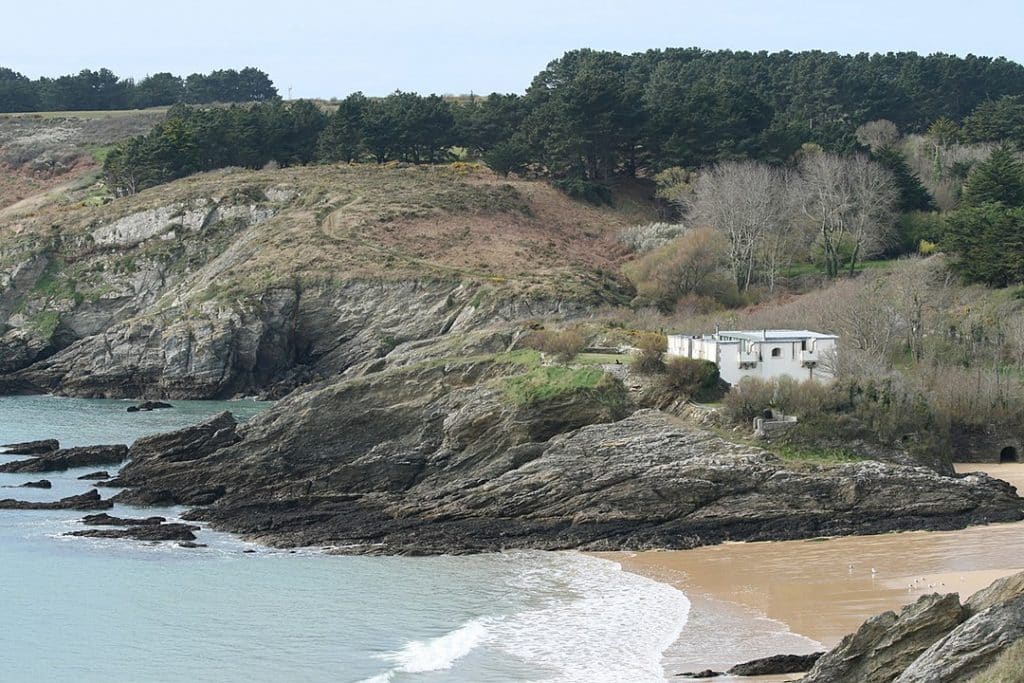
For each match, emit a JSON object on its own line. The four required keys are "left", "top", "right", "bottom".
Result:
{"left": 601, "top": 462, "right": 1024, "bottom": 679}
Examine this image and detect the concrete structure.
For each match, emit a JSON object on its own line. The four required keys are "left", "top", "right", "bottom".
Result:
{"left": 666, "top": 329, "right": 838, "bottom": 385}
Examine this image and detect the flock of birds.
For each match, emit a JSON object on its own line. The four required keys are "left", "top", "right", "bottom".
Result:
{"left": 846, "top": 562, "right": 963, "bottom": 592}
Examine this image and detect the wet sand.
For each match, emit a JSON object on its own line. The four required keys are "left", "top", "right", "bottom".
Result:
{"left": 600, "top": 462, "right": 1024, "bottom": 679}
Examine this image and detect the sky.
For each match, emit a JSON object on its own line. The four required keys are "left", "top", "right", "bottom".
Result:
{"left": 7, "top": 0, "right": 1024, "bottom": 98}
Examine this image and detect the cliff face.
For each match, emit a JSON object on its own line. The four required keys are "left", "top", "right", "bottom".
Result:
{"left": 0, "top": 164, "right": 635, "bottom": 398}
{"left": 101, "top": 355, "right": 1023, "bottom": 553}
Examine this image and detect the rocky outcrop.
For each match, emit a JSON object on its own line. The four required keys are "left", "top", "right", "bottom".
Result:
{"left": 0, "top": 444, "right": 128, "bottom": 473}
{"left": 19, "top": 479, "right": 51, "bottom": 488}
{"left": 726, "top": 652, "right": 823, "bottom": 676}
{"left": 0, "top": 489, "right": 112, "bottom": 510}
{"left": 1, "top": 438, "right": 58, "bottom": 455}
{"left": 77, "top": 470, "right": 110, "bottom": 480}
{"left": 127, "top": 401, "right": 173, "bottom": 412}
{"left": 800, "top": 571, "right": 1024, "bottom": 682}
{"left": 81, "top": 513, "right": 166, "bottom": 526}
{"left": 66, "top": 522, "right": 199, "bottom": 542}
{"left": 801, "top": 593, "right": 966, "bottom": 683}
{"left": 895, "top": 596, "right": 1024, "bottom": 682}
{"left": 96, "top": 355, "right": 1024, "bottom": 552}
{"left": 0, "top": 166, "right": 631, "bottom": 399}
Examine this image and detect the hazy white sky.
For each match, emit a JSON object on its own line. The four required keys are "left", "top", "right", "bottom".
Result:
{"left": 7, "top": 0, "right": 1024, "bottom": 97}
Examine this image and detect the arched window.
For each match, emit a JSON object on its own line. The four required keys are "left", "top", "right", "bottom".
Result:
{"left": 771, "top": 347, "right": 782, "bottom": 358}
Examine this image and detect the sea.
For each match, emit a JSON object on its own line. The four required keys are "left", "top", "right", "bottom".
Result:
{"left": 0, "top": 396, "right": 690, "bottom": 683}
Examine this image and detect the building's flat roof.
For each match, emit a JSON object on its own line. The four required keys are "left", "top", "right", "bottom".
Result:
{"left": 669, "top": 329, "right": 838, "bottom": 342}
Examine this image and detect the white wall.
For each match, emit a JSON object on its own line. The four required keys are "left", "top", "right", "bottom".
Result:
{"left": 667, "top": 335, "right": 835, "bottom": 385}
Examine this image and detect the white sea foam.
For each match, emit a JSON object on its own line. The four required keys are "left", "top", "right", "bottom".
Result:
{"left": 358, "top": 552, "right": 688, "bottom": 683}
{"left": 486, "top": 552, "right": 690, "bottom": 682}
{"left": 356, "top": 618, "right": 488, "bottom": 682}
{"left": 387, "top": 618, "right": 489, "bottom": 672}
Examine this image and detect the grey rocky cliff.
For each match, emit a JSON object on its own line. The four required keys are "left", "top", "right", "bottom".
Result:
{"left": 99, "top": 357, "right": 1023, "bottom": 552}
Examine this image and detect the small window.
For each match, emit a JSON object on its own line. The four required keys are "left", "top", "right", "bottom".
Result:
{"left": 771, "top": 347, "right": 782, "bottom": 358}
{"left": 801, "top": 340, "right": 807, "bottom": 351}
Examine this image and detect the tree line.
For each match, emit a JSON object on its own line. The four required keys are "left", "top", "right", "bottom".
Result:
{"left": 99, "top": 48, "right": 1024, "bottom": 197}
{"left": 0, "top": 66, "right": 277, "bottom": 112}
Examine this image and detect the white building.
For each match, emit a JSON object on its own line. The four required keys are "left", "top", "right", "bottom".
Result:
{"left": 666, "top": 329, "right": 838, "bottom": 385}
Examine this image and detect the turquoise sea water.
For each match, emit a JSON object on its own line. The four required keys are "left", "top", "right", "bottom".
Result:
{"left": 0, "top": 396, "right": 689, "bottom": 683}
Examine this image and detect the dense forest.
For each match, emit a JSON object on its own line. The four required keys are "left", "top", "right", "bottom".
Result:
{"left": 0, "top": 66, "right": 277, "bottom": 112}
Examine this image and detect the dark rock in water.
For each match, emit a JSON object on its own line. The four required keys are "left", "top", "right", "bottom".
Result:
{"left": 1, "top": 438, "right": 59, "bottom": 455}
{"left": 178, "top": 541, "right": 207, "bottom": 548}
{"left": 20, "top": 479, "right": 52, "bottom": 489}
{"left": 127, "top": 401, "right": 174, "bottom": 413}
{"left": 77, "top": 471, "right": 110, "bottom": 480}
{"left": 728, "top": 652, "right": 824, "bottom": 675}
{"left": 66, "top": 522, "right": 199, "bottom": 542}
{"left": 0, "top": 444, "right": 128, "bottom": 473}
{"left": 0, "top": 489, "right": 112, "bottom": 510}
{"left": 802, "top": 592, "right": 966, "bottom": 683}
{"left": 242, "top": 549, "right": 256, "bottom": 553}
{"left": 82, "top": 513, "right": 165, "bottom": 526}
{"left": 675, "top": 670, "right": 721, "bottom": 678}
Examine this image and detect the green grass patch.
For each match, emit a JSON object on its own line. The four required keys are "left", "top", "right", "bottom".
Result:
{"left": 86, "top": 144, "right": 115, "bottom": 163}
{"left": 772, "top": 443, "right": 871, "bottom": 465}
{"left": 27, "top": 311, "right": 61, "bottom": 339}
{"left": 502, "top": 365, "right": 609, "bottom": 406}
{"left": 782, "top": 258, "right": 895, "bottom": 278}
{"left": 574, "top": 352, "right": 629, "bottom": 365}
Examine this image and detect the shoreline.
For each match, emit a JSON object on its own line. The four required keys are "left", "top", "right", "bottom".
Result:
{"left": 602, "top": 462, "right": 1024, "bottom": 680}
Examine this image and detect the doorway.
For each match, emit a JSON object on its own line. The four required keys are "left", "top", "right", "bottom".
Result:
{"left": 1000, "top": 446, "right": 1019, "bottom": 463}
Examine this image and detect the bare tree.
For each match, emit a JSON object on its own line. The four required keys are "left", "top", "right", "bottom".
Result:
{"left": 797, "top": 153, "right": 898, "bottom": 278}
{"left": 855, "top": 119, "right": 900, "bottom": 152}
{"left": 690, "top": 161, "right": 794, "bottom": 291}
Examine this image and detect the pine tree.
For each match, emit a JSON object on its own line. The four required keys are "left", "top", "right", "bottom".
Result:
{"left": 960, "top": 145, "right": 1024, "bottom": 208}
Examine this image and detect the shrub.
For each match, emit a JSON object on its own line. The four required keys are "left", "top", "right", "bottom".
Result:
{"left": 722, "top": 377, "right": 778, "bottom": 423}
{"left": 663, "top": 357, "right": 721, "bottom": 399}
{"left": 552, "top": 176, "right": 612, "bottom": 205}
{"left": 523, "top": 328, "right": 586, "bottom": 363}
{"left": 631, "top": 332, "right": 667, "bottom": 374}
{"left": 622, "top": 226, "right": 733, "bottom": 311}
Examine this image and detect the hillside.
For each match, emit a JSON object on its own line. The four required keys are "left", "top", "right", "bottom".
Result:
{"left": 0, "top": 162, "right": 648, "bottom": 398}
{"left": 0, "top": 110, "right": 164, "bottom": 210}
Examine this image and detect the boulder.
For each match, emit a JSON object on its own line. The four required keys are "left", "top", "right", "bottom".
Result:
{"left": 0, "top": 489, "right": 112, "bottom": 510}
{"left": 675, "top": 670, "right": 721, "bottom": 678}
{"left": 727, "top": 652, "right": 824, "bottom": 676}
{"left": 1, "top": 438, "right": 58, "bottom": 455}
{"left": 895, "top": 595, "right": 1024, "bottom": 682}
{"left": 20, "top": 479, "right": 52, "bottom": 489}
{"left": 0, "top": 444, "right": 128, "bottom": 473}
{"left": 801, "top": 593, "right": 966, "bottom": 683}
